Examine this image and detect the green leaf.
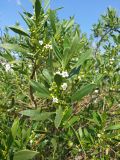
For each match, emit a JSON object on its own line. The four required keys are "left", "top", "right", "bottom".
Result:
{"left": 13, "top": 150, "right": 38, "bottom": 160}
{"left": 74, "top": 49, "right": 93, "bottom": 68}
{"left": 78, "top": 127, "right": 83, "bottom": 138}
{"left": 62, "top": 32, "right": 80, "bottom": 68}
{"left": 69, "top": 66, "right": 81, "bottom": 77}
{"left": 30, "top": 81, "right": 50, "bottom": 98}
{"left": 62, "top": 47, "right": 70, "bottom": 68}
{"left": 49, "top": 10, "right": 56, "bottom": 33}
{"left": 0, "top": 51, "right": 15, "bottom": 62}
{"left": 54, "top": 74, "right": 62, "bottom": 87}
{"left": 9, "top": 26, "right": 30, "bottom": 37}
{"left": 11, "top": 118, "right": 19, "bottom": 139}
{"left": 64, "top": 116, "right": 79, "bottom": 128}
{"left": 42, "top": 69, "right": 53, "bottom": 83}
{"left": 84, "top": 128, "right": 89, "bottom": 137}
{"left": 52, "top": 38, "right": 62, "bottom": 64}
{"left": 51, "top": 138, "right": 57, "bottom": 156}
{"left": 19, "top": 12, "right": 34, "bottom": 27}
{"left": 54, "top": 106, "right": 63, "bottom": 129}
{"left": 62, "top": 107, "right": 73, "bottom": 123}
{"left": 106, "top": 124, "right": 120, "bottom": 131}
{"left": 0, "top": 43, "right": 29, "bottom": 54}
{"left": 20, "top": 110, "right": 54, "bottom": 121}
{"left": 35, "top": 0, "right": 41, "bottom": 20}
{"left": 71, "top": 84, "right": 95, "bottom": 102}
{"left": 64, "top": 17, "right": 74, "bottom": 32}
{"left": 44, "top": 0, "right": 50, "bottom": 10}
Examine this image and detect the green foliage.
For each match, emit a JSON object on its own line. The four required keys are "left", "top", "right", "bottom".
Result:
{"left": 0, "top": 0, "right": 120, "bottom": 159}
{"left": 13, "top": 150, "right": 38, "bottom": 160}
{"left": 71, "top": 84, "right": 95, "bottom": 101}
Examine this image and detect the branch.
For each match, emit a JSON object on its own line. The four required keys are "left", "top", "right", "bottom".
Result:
{"left": 94, "top": 29, "right": 112, "bottom": 56}
{"left": 29, "top": 62, "right": 37, "bottom": 108}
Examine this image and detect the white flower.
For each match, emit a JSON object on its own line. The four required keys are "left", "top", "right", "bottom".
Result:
{"left": 55, "top": 71, "right": 61, "bottom": 75}
{"left": 61, "top": 83, "right": 67, "bottom": 90}
{"left": 6, "top": 63, "right": 11, "bottom": 71}
{"left": 28, "top": 64, "right": 32, "bottom": 68}
{"left": 44, "top": 44, "right": 52, "bottom": 49}
{"left": 30, "top": 140, "right": 33, "bottom": 144}
{"left": 110, "top": 61, "right": 113, "bottom": 65}
{"left": 94, "top": 90, "right": 99, "bottom": 94}
{"left": 52, "top": 97, "right": 58, "bottom": 103}
{"left": 39, "top": 40, "right": 43, "bottom": 45}
{"left": 97, "top": 134, "right": 101, "bottom": 138}
{"left": 5, "top": 63, "right": 13, "bottom": 72}
{"left": 110, "top": 58, "right": 115, "bottom": 61}
{"left": 78, "top": 76, "right": 81, "bottom": 80}
{"left": 61, "top": 71, "right": 69, "bottom": 78}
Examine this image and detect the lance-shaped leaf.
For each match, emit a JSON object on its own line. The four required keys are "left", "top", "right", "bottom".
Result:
{"left": 52, "top": 38, "right": 62, "bottom": 64}
{"left": 71, "top": 84, "right": 95, "bottom": 102}
{"left": 69, "top": 66, "right": 81, "bottom": 78}
{"left": 48, "top": 10, "right": 56, "bottom": 33}
{"left": 74, "top": 49, "right": 93, "bottom": 68}
{"left": 64, "top": 17, "right": 74, "bottom": 32}
{"left": 0, "top": 51, "right": 15, "bottom": 61}
{"left": 105, "top": 124, "right": 120, "bottom": 131}
{"left": 62, "top": 33, "right": 80, "bottom": 69}
{"left": 30, "top": 81, "right": 50, "bottom": 98}
{"left": 19, "top": 12, "right": 34, "bottom": 27}
{"left": 35, "top": 0, "right": 41, "bottom": 20}
{"left": 0, "top": 43, "right": 29, "bottom": 54}
{"left": 42, "top": 69, "right": 53, "bottom": 83}
{"left": 64, "top": 116, "right": 79, "bottom": 128}
{"left": 20, "top": 109, "right": 54, "bottom": 121}
{"left": 9, "top": 26, "right": 30, "bottom": 37}
{"left": 44, "top": 0, "right": 50, "bottom": 10}
{"left": 11, "top": 118, "right": 19, "bottom": 139}
{"left": 54, "top": 106, "right": 63, "bottom": 129}
{"left": 13, "top": 150, "right": 38, "bottom": 160}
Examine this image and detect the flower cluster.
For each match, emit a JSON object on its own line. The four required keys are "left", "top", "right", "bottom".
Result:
{"left": 1, "top": 62, "right": 13, "bottom": 72}
{"left": 55, "top": 70, "right": 69, "bottom": 78}
{"left": 61, "top": 83, "right": 67, "bottom": 90}
{"left": 44, "top": 44, "right": 52, "bottom": 50}
{"left": 109, "top": 58, "right": 115, "bottom": 65}
{"left": 39, "top": 40, "right": 43, "bottom": 45}
{"left": 52, "top": 97, "right": 58, "bottom": 103}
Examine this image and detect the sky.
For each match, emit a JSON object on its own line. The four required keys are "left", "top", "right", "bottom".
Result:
{"left": 0, "top": 0, "right": 120, "bottom": 36}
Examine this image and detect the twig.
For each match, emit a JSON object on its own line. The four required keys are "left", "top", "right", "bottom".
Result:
{"left": 29, "top": 62, "right": 37, "bottom": 108}
{"left": 94, "top": 29, "right": 112, "bottom": 56}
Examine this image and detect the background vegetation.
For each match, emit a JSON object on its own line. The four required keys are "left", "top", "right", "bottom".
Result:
{"left": 0, "top": 0, "right": 120, "bottom": 159}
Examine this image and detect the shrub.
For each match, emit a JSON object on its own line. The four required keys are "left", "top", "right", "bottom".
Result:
{"left": 0, "top": 1, "right": 120, "bottom": 159}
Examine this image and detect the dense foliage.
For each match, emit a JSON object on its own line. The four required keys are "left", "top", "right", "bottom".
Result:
{"left": 0, "top": 0, "right": 120, "bottom": 159}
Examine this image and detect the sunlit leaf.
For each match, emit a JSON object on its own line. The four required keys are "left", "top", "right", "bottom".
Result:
{"left": 0, "top": 43, "right": 29, "bottom": 54}
{"left": 11, "top": 118, "right": 19, "bottom": 139}
{"left": 9, "top": 26, "right": 30, "bottom": 37}
{"left": 106, "top": 124, "right": 120, "bottom": 131}
{"left": 54, "top": 106, "right": 63, "bottom": 129}
{"left": 20, "top": 109, "right": 54, "bottom": 121}
{"left": 71, "top": 84, "right": 95, "bottom": 102}
{"left": 13, "top": 150, "right": 38, "bottom": 160}
{"left": 30, "top": 81, "right": 50, "bottom": 98}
